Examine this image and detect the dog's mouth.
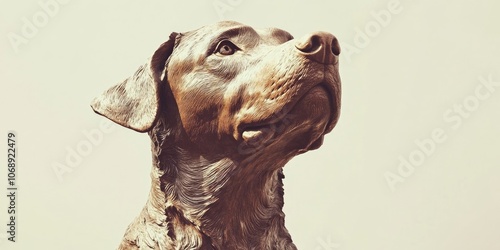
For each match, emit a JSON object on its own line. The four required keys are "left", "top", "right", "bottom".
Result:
{"left": 238, "top": 82, "right": 336, "bottom": 150}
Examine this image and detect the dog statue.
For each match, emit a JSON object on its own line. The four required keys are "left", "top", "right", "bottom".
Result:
{"left": 91, "top": 21, "right": 341, "bottom": 250}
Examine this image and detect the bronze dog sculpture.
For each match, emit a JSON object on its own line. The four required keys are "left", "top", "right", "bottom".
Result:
{"left": 91, "top": 21, "right": 341, "bottom": 250}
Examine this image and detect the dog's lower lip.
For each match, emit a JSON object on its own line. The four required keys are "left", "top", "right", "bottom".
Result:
{"left": 239, "top": 113, "right": 287, "bottom": 138}
{"left": 240, "top": 122, "right": 279, "bottom": 145}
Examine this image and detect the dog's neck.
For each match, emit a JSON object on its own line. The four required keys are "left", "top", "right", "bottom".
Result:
{"left": 122, "top": 119, "right": 298, "bottom": 250}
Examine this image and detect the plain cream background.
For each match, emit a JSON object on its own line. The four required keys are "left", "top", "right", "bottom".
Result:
{"left": 1, "top": 0, "right": 499, "bottom": 249}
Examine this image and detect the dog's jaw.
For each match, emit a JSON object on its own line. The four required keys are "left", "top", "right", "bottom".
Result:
{"left": 118, "top": 118, "right": 298, "bottom": 250}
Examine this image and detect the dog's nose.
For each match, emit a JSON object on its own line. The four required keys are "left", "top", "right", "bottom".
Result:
{"left": 295, "top": 32, "right": 340, "bottom": 64}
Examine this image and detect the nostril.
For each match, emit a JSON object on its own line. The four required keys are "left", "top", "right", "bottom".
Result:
{"left": 331, "top": 37, "right": 341, "bottom": 56}
{"left": 296, "top": 35, "right": 322, "bottom": 53}
{"left": 307, "top": 35, "right": 322, "bottom": 53}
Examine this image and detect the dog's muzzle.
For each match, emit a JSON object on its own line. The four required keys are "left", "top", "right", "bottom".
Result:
{"left": 239, "top": 32, "right": 341, "bottom": 151}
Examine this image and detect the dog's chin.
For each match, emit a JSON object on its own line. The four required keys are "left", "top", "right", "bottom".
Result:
{"left": 240, "top": 84, "right": 332, "bottom": 155}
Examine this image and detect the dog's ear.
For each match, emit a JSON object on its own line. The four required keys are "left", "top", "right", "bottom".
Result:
{"left": 91, "top": 33, "right": 178, "bottom": 132}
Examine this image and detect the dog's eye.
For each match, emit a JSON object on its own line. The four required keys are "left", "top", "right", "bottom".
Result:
{"left": 215, "top": 40, "right": 238, "bottom": 56}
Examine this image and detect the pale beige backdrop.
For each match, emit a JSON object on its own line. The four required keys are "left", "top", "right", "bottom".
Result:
{"left": 1, "top": 0, "right": 499, "bottom": 249}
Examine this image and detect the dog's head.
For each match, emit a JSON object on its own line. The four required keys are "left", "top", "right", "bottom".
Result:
{"left": 92, "top": 21, "right": 341, "bottom": 162}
